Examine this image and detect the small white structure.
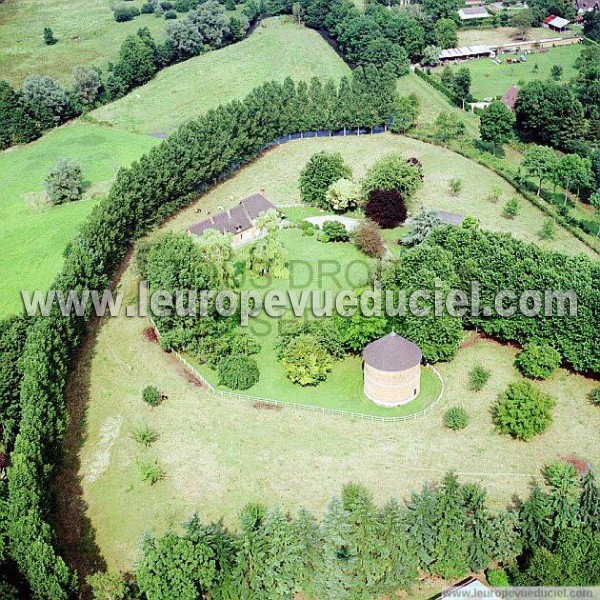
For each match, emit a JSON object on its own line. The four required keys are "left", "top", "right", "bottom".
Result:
{"left": 458, "top": 6, "right": 490, "bottom": 19}
{"left": 439, "top": 45, "right": 494, "bottom": 62}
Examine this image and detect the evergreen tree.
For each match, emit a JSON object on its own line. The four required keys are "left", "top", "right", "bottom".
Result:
{"left": 520, "top": 484, "right": 553, "bottom": 551}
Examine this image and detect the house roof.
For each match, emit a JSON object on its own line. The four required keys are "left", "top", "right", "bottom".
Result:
{"left": 502, "top": 85, "right": 519, "bottom": 110}
{"left": 363, "top": 332, "right": 422, "bottom": 372}
{"left": 458, "top": 6, "right": 490, "bottom": 18}
{"left": 188, "top": 193, "right": 275, "bottom": 237}
{"left": 544, "top": 15, "right": 570, "bottom": 27}
{"left": 576, "top": 0, "right": 600, "bottom": 11}
{"left": 439, "top": 45, "right": 493, "bottom": 60}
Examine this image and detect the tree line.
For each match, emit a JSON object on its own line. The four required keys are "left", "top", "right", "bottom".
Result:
{"left": 0, "top": 70, "right": 397, "bottom": 598}
{"left": 87, "top": 467, "right": 600, "bottom": 598}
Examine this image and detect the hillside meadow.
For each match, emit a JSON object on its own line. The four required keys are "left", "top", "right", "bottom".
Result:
{"left": 0, "top": 123, "right": 159, "bottom": 316}
{"left": 91, "top": 18, "right": 351, "bottom": 135}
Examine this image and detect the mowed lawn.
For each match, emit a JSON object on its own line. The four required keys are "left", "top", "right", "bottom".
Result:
{"left": 441, "top": 44, "right": 582, "bottom": 100}
{"left": 0, "top": 123, "right": 158, "bottom": 317}
{"left": 71, "top": 300, "right": 600, "bottom": 571}
{"left": 92, "top": 18, "right": 350, "bottom": 135}
{"left": 0, "top": 0, "right": 166, "bottom": 86}
{"left": 188, "top": 227, "right": 442, "bottom": 418}
{"left": 162, "top": 133, "right": 594, "bottom": 257}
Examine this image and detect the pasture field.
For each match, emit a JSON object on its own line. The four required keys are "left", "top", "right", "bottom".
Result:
{"left": 457, "top": 26, "right": 574, "bottom": 47}
{"left": 0, "top": 0, "right": 166, "bottom": 86}
{"left": 67, "top": 289, "right": 600, "bottom": 571}
{"left": 0, "top": 123, "right": 159, "bottom": 317}
{"left": 91, "top": 18, "right": 350, "bottom": 135}
{"left": 161, "top": 133, "right": 594, "bottom": 257}
{"left": 440, "top": 44, "right": 582, "bottom": 100}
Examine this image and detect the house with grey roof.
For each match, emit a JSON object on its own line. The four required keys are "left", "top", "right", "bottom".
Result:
{"left": 188, "top": 192, "right": 276, "bottom": 246}
{"left": 458, "top": 6, "right": 490, "bottom": 19}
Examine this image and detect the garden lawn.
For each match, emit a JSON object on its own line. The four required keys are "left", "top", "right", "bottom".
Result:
{"left": 91, "top": 18, "right": 350, "bottom": 135}
{"left": 0, "top": 0, "right": 166, "bottom": 86}
{"left": 0, "top": 122, "right": 159, "bottom": 317}
{"left": 186, "top": 227, "right": 442, "bottom": 418}
{"left": 68, "top": 298, "right": 600, "bottom": 572}
{"left": 441, "top": 44, "right": 582, "bottom": 100}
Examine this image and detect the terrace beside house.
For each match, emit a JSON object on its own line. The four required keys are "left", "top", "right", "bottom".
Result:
{"left": 188, "top": 192, "right": 276, "bottom": 246}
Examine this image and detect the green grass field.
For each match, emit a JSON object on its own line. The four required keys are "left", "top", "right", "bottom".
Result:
{"left": 0, "top": 123, "right": 159, "bottom": 316}
{"left": 91, "top": 18, "right": 350, "bottom": 135}
{"left": 397, "top": 72, "right": 480, "bottom": 137}
{"left": 67, "top": 296, "right": 600, "bottom": 571}
{"left": 0, "top": 0, "right": 167, "bottom": 86}
{"left": 440, "top": 44, "right": 582, "bottom": 100}
{"left": 162, "top": 133, "right": 594, "bottom": 257}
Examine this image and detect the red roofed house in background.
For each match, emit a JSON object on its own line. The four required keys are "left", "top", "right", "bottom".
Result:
{"left": 188, "top": 192, "right": 276, "bottom": 246}
{"left": 502, "top": 85, "right": 518, "bottom": 111}
{"left": 543, "top": 14, "right": 571, "bottom": 31}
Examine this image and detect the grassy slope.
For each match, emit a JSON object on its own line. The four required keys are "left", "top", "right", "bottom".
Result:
{"left": 0, "top": 0, "right": 166, "bottom": 86}
{"left": 162, "top": 133, "right": 594, "bottom": 257}
{"left": 397, "top": 72, "right": 480, "bottom": 137}
{"left": 91, "top": 18, "right": 350, "bottom": 135}
{"left": 441, "top": 44, "right": 582, "bottom": 100}
{"left": 0, "top": 123, "right": 159, "bottom": 316}
{"left": 74, "top": 307, "right": 600, "bottom": 571}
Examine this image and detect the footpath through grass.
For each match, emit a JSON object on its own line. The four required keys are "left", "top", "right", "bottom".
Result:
{"left": 0, "top": 123, "right": 158, "bottom": 317}
{"left": 91, "top": 18, "right": 350, "bottom": 135}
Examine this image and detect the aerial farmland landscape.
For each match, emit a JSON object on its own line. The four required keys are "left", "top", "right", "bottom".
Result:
{"left": 0, "top": 0, "right": 599, "bottom": 597}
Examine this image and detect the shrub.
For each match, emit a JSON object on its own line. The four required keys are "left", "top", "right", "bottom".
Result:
{"left": 72, "top": 65, "right": 102, "bottom": 106}
{"left": 492, "top": 380, "right": 556, "bottom": 440}
{"left": 299, "top": 220, "right": 315, "bottom": 236}
{"left": 551, "top": 64, "right": 563, "bottom": 80}
{"left": 538, "top": 219, "right": 556, "bottom": 240}
{"left": 299, "top": 152, "right": 352, "bottom": 209}
{"left": 141, "top": 2, "right": 155, "bottom": 13}
{"left": 590, "top": 387, "right": 600, "bottom": 406}
{"left": 486, "top": 567, "right": 510, "bottom": 587}
{"left": 160, "top": 1, "right": 173, "bottom": 8}
{"left": 486, "top": 186, "right": 502, "bottom": 203}
{"left": 281, "top": 333, "right": 333, "bottom": 385}
{"left": 401, "top": 207, "right": 442, "bottom": 246}
{"left": 218, "top": 356, "right": 259, "bottom": 390}
{"left": 113, "top": 4, "right": 140, "bottom": 21}
{"left": 325, "top": 177, "right": 359, "bottom": 212}
{"left": 137, "top": 456, "right": 166, "bottom": 484}
{"left": 320, "top": 220, "right": 350, "bottom": 242}
{"left": 130, "top": 424, "right": 159, "bottom": 447}
{"left": 164, "top": 9, "right": 177, "bottom": 18}
{"left": 515, "top": 342, "right": 561, "bottom": 379}
{"left": 87, "top": 571, "right": 129, "bottom": 600}
{"left": 468, "top": 364, "right": 491, "bottom": 391}
{"left": 44, "top": 159, "right": 83, "bottom": 205}
{"left": 174, "top": 0, "right": 190, "bottom": 10}
{"left": 353, "top": 219, "right": 385, "bottom": 257}
{"left": 444, "top": 406, "right": 469, "bottom": 430}
{"left": 449, "top": 178, "right": 462, "bottom": 196}
{"left": 277, "top": 319, "right": 345, "bottom": 359}
{"left": 365, "top": 188, "right": 407, "bottom": 229}
{"left": 43, "top": 27, "right": 57, "bottom": 45}
{"left": 502, "top": 196, "right": 521, "bottom": 219}
{"left": 142, "top": 385, "right": 161, "bottom": 406}
{"left": 361, "top": 152, "right": 423, "bottom": 200}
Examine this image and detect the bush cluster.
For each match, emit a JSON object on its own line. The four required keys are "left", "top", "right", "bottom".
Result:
{"left": 218, "top": 356, "right": 259, "bottom": 390}
{"left": 515, "top": 342, "right": 561, "bottom": 380}
{"left": 444, "top": 406, "right": 469, "bottom": 430}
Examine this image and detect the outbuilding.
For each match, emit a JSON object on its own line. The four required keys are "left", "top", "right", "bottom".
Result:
{"left": 543, "top": 15, "right": 571, "bottom": 31}
{"left": 363, "top": 332, "right": 422, "bottom": 407}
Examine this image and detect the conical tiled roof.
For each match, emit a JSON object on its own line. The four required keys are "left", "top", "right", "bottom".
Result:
{"left": 363, "top": 332, "right": 422, "bottom": 372}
